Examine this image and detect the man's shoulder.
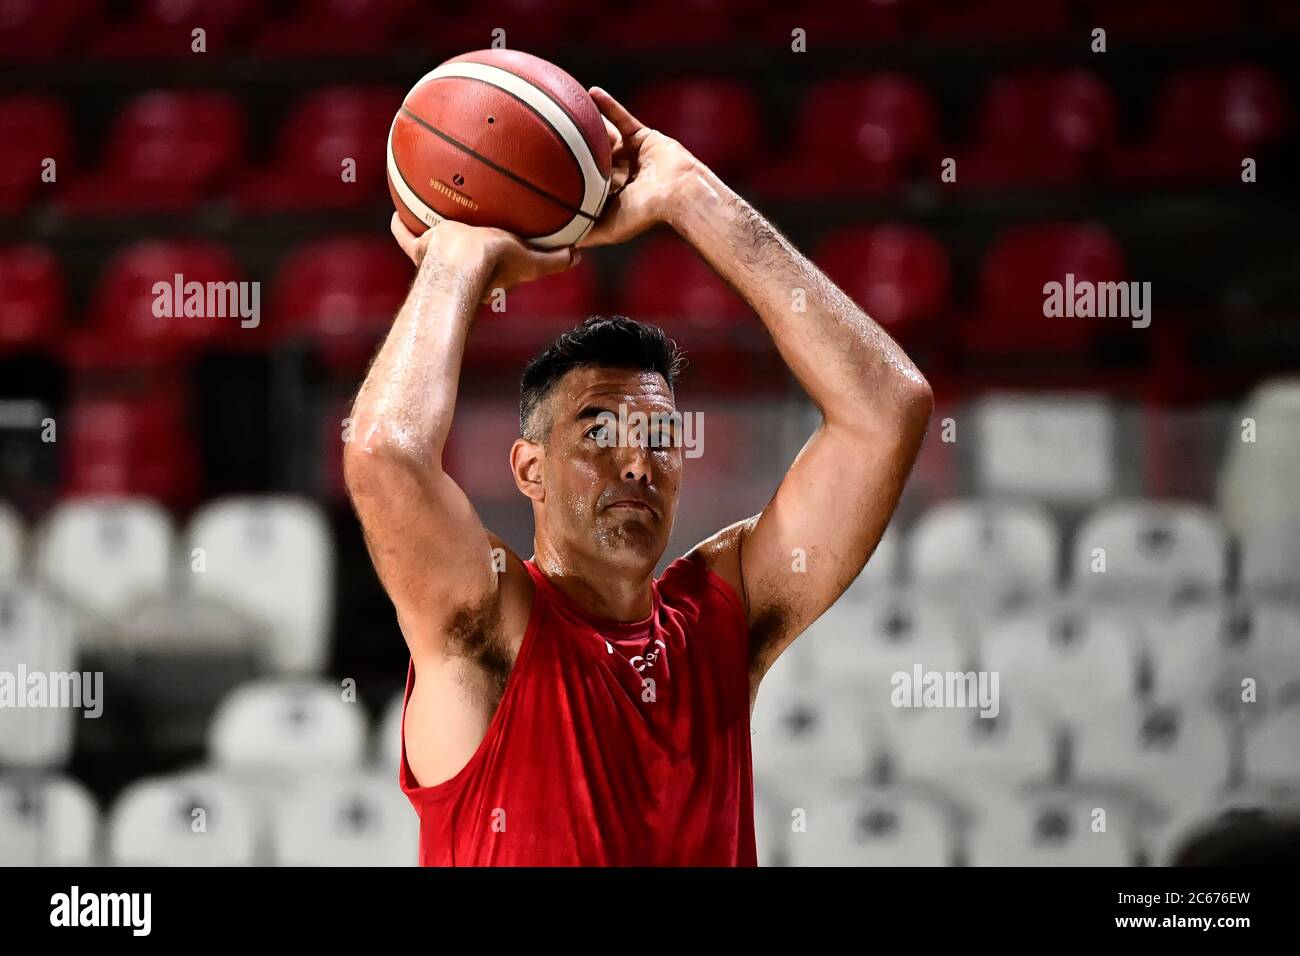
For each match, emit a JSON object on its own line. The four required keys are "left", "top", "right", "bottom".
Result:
{"left": 672, "top": 518, "right": 754, "bottom": 604}
{"left": 662, "top": 526, "right": 752, "bottom": 625}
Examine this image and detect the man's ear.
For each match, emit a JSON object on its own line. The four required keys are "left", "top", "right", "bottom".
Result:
{"left": 511, "top": 438, "right": 545, "bottom": 503}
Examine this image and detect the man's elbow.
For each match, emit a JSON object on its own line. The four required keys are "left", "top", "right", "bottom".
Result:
{"left": 342, "top": 437, "right": 386, "bottom": 502}
{"left": 826, "top": 371, "right": 932, "bottom": 451}
{"left": 898, "top": 372, "right": 934, "bottom": 435}
{"left": 342, "top": 427, "right": 433, "bottom": 499}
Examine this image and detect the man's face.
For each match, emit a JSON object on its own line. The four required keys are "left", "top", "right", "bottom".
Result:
{"left": 522, "top": 366, "right": 681, "bottom": 574}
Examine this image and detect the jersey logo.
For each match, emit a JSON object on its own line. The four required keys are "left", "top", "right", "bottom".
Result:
{"left": 628, "top": 638, "right": 668, "bottom": 673}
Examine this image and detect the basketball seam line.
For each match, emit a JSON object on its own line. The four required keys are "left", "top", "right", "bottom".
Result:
{"left": 390, "top": 135, "right": 446, "bottom": 230}
{"left": 399, "top": 106, "right": 596, "bottom": 222}
{"left": 459, "top": 64, "right": 594, "bottom": 173}
{"left": 446, "top": 72, "right": 593, "bottom": 211}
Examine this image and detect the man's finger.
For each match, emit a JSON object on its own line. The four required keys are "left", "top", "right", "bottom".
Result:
{"left": 602, "top": 115, "right": 621, "bottom": 153}
{"left": 390, "top": 212, "right": 422, "bottom": 263}
{"left": 576, "top": 196, "right": 622, "bottom": 249}
{"left": 589, "top": 87, "right": 643, "bottom": 140}
{"left": 527, "top": 245, "right": 582, "bottom": 278}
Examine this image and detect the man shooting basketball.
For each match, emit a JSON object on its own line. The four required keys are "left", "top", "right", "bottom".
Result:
{"left": 345, "top": 87, "right": 933, "bottom": 865}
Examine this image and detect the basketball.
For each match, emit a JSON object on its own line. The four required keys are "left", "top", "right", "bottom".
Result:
{"left": 387, "top": 49, "right": 613, "bottom": 249}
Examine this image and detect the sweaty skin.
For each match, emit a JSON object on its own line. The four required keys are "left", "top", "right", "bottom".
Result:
{"left": 345, "top": 87, "right": 932, "bottom": 789}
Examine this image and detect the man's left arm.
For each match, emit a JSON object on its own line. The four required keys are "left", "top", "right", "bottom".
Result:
{"left": 582, "top": 89, "right": 933, "bottom": 698}
{"left": 675, "top": 171, "right": 933, "bottom": 692}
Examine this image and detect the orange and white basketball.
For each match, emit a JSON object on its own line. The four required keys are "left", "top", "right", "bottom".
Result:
{"left": 387, "top": 49, "right": 613, "bottom": 249}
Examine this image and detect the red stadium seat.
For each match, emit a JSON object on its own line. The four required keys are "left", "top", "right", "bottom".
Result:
{"left": 1113, "top": 66, "right": 1290, "bottom": 185}
{"left": 235, "top": 87, "right": 403, "bottom": 212}
{"left": 465, "top": 260, "right": 602, "bottom": 364}
{"left": 62, "top": 394, "right": 199, "bottom": 507}
{"left": 0, "top": 246, "right": 66, "bottom": 354}
{"left": 954, "top": 70, "right": 1117, "bottom": 188}
{"left": 271, "top": 237, "right": 412, "bottom": 367}
{"left": 758, "top": 0, "right": 905, "bottom": 46}
{"left": 420, "top": 0, "right": 597, "bottom": 53}
{"left": 254, "top": 0, "right": 413, "bottom": 56}
{"left": 57, "top": 91, "right": 246, "bottom": 214}
{"left": 481, "top": 258, "right": 598, "bottom": 323}
{"left": 90, "top": 0, "right": 262, "bottom": 57}
{"left": 755, "top": 75, "right": 938, "bottom": 198}
{"left": 964, "top": 222, "right": 1127, "bottom": 357}
{"left": 1265, "top": 0, "right": 1300, "bottom": 31}
{"left": 1088, "top": 0, "right": 1243, "bottom": 38}
{"left": 814, "top": 226, "right": 950, "bottom": 343}
{"left": 629, "top": 80, "right": 761, "bottom": 182}
{"left": 73, "top": 240, "right": 249, "bottom": 367}
{"left": 621, "top": 234, "right": 749, "bottom": 329}
{"left": 0, "top": 95, "right": 73, "bottom": 215}
{"left": 920, "top": 0, "right": 1072, "bottom": 39}
{"left": 0, "top": 0, "right": 104, "bottom": 60}
{"left": 594, "top": 0, "right": 758, "bottom": 48}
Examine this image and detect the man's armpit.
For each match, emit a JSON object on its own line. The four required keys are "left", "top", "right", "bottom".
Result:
{"left": 747, "top": 599, "right": 793, "bottom": 677}
{"left": 442, "top": 591, "right": 511, "bottom": 704}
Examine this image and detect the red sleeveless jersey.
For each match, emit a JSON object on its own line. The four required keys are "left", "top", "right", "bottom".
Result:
{"left": 398, "top": 555, "right": 757, "bottom": 866}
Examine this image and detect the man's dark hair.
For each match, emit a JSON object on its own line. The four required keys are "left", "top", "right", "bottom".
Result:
{"left": 519, "top": 315, "right": 684, "bottom": 442}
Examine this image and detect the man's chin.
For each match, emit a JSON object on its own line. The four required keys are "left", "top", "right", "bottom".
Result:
{"left": 593, "top": 517, "right": 666, "bottom": 567}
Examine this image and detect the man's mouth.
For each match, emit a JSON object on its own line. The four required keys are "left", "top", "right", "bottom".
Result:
{"left": 607, "top": 499, "right": 656, "bottom": 517}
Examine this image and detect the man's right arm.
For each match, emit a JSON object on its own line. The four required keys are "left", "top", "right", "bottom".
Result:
{"left": 343, "top": 216, "right": 574, "bottom": 659}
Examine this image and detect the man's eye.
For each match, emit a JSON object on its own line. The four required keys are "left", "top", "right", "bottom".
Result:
{"left": 587, "top": 424, "right": 610, "bottom": 441}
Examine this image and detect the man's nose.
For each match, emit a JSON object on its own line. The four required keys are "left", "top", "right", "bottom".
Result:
{"left": 617, "top": 443, "right": 653, "bottom": 483}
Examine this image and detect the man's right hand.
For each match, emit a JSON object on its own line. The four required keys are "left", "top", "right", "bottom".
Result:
{"left": 390, "top": 213, "right": 580, "bottom": 303}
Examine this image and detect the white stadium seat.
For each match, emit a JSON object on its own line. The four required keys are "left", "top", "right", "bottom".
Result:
{"left": 35, "top": 497, "right": 173, "bottom": 623}
{"left": 210, "top": 679, "right": 367, "bottom": 776}
{"left": 968, "top": 790, "right": 1133, "bottom": 866}
{"left": 0, "top": 501, "right": 22, "bottom": 581}
{"left": 271, "top": 773, "right": 417, "bottom": 866}
{"left": 1240, "top": 531, "right": 1300, "bottom": 600}
{"left": 972, "top": 394, "right": 1116, "bottom": 506}
{"left": 0, "top": 585, "right": 78, "bottom": 768}
{"left": 980, "top": 606, "right": 1143, "bottom": 728}
{"left": 108, "top": 772, "right": 257, "bottom": 866}
{"left": 185, "top": 496, "right": 334, "bottom": 674}
{"left": 1071, "top": 500, "right": 1227, "bottom": 604}
{"left": 0, "top": 775, "right": 99, "bottom": 866}
{"left": 1073, "top": 701, "right": 1232, "bottom": 814}
{"left": 1245, "top": 706, "right": 1300, "bottom": 786}
{"left": 1219, "top": 377, "right": 1300, "bottom": 597}
{"left": 1144, "top": 599, "right": 1300, "bottom": 709}
{"left": 753, "top": 784, "right": 786, "bottom": 866}
{"left": 804, "top": 591, "right": 967, "bottom": 710}
{"left": 787, "top": 786, "right": 952, "bottom": 866}
{"left": 1139, "top": 602, "right": 1224, "bottom": 705}
{"left": 377, "top": 691, "right": 405, "bottom": 773}
{"left": 891, "top": 696, "right": 1058, "bottom": 805}
{"left": 907, "top": 498, "right": 1059, "bottom": 606}
{"left": 750, "top": 681, "right": 879, "bottom": 802}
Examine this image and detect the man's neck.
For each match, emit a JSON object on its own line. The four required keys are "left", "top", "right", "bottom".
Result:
{"left": 530, "top": 546, "right": 656, "bottom": 623}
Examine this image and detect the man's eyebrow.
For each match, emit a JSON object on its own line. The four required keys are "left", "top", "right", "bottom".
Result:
{"left": 575, "top": 405, "right": 615, "bottom": 422}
